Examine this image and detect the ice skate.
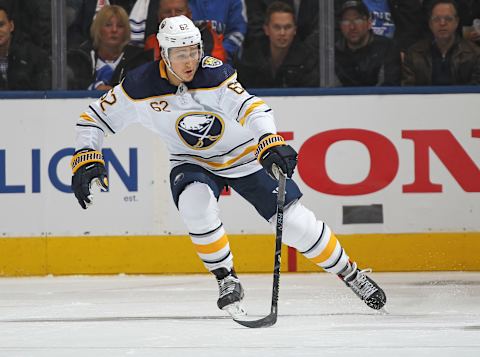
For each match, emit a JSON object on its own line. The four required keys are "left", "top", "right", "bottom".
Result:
{"left": 213, "top": 268, "right": 247, "bottom": 318}
{"left": 340, "top": 262, "right": 386, "bottom": 310}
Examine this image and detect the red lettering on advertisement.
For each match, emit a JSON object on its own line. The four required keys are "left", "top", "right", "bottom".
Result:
{"left": 298, "top": 129, "right": 399, "bottom": 195}
{"left": 278, "top": 131, "right": 294, "bottom": 141}
{"left": 402, "top": 130, "right": 480, "bottom": 192}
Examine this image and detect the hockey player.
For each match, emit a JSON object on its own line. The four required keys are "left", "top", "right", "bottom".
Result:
{"left": 71, "top": 15, "right": 386, "bottom": 317}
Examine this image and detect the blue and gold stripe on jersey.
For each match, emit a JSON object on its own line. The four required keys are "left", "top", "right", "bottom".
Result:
{"left": 77, "top": 112, "right": 105, "bottom": 134}
{"left": 170, "top": 138, "right": 257, "bottom": 172}
{"left": 235, "top": 95, "right": 272, "bottom": 127}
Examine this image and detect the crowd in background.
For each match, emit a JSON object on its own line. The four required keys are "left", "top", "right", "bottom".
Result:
{"left": 0, "top": 0, "right": 480, "bottom": 91}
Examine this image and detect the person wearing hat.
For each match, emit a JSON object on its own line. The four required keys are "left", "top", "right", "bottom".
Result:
{"left": 334, "top": 0, "right": 401, "bottom": 86}
{"left": 335, "top": 0, "right": 424, "bottom": 57}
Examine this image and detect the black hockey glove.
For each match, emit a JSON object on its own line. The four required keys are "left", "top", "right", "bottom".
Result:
{"left": 255, "top": 134, "right": 297, "bottom": 180}
{"left": 71, "top": 149, "right": 109, "bottom": 209}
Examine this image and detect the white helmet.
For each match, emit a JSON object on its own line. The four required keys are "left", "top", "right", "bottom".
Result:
{"left": 157, "top": 15, "right": 203, "bottom": 68}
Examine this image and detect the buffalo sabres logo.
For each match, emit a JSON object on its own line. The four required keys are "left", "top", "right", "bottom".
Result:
{"left": 176, "top": 112, "right": 224, "bottom": 150}
{"left": 202, "top": 56, "right": 223, "bottom": 68}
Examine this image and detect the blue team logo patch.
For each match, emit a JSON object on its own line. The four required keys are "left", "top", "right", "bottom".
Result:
{"left": 202, "top": 56, "right": 223, "bottom": 68}
{"left": 176, "top": 112, "right": 225, "bottom": 150}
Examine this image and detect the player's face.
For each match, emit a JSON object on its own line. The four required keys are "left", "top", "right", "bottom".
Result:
{"left": 429, "top": 4, "right": 458, "bottom": 42}
{"left": 169, "top": 45, "right": 201, "bottom": 82}
{"left": 0, "top": 10, "right": 14, "bottom": 50}
{"left": 264, "top": 12, "right": 296, "bottom": 49}
{"left": 340, "top": 9, "right": 372, "bottom": 48}
{"left": 158, "top": 0, "right": 191, "bottom": 22}
{"left": 100, "top": 15, "right": 127, "bottom": 49}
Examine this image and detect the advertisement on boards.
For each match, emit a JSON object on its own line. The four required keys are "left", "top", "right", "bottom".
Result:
{"left": 1, "top": 94, "right": 479, "bottom": 237}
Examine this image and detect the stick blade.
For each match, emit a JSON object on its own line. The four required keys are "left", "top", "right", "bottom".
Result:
{"left": 233, "top": 313, "right": 277, "bottom": 328}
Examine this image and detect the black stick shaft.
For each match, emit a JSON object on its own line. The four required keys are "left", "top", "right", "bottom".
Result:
{"left": 233, "top": 172, "right": 286, "bottom": 328}
{"left": 271, "top": 172, "right": 286, "bottom": 314}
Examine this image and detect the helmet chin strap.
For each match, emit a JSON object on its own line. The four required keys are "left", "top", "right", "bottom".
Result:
{"left": 160, "top": 54, "right": 185, "bottom": 84}
{"left": 165, "top": 60, "right": 187, "bottom": 84}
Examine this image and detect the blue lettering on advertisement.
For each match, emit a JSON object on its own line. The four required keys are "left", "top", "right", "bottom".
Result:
{"left": 0, "top": 148, "right": 138, "bottom": 193}
{"left": 0, "top": 150, "right": 26, "bottom": 193}
{"left": 32, "top": 149, "right": 41, "bottom": 193}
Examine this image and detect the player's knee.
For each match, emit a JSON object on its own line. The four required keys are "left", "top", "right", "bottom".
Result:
{"left": 178, "top": 182, "right": 220, "bottom": 233}
{"left": 273, "top": 201, "right": 323, "bottom": 251}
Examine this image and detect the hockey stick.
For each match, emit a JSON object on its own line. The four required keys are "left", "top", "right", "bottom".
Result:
{"left": 233, "top": 170, "right": 286, "bottom": 328}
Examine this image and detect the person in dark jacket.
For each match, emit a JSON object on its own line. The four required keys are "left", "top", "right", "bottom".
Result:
{"left": 402, "top": 0, "right": 480, "bottom": 85}
{"left": 335, "top": 0, "right": 424, "bottom": 55}
{"left": 423, "top": 0, "right": 480, "bottom": 45}
{"left": 67, "top": 5, "right": 152, "bottom": 90}
{"left": 0, "top": 2, "right": 51, "bottom": 90}
{"left": 335, "top": 0, "right": 401, "bottom": 86}
{"left": 244, "top": 0, "right": 319, "bottom": 47}
{"left": 235, "top": 1, "right": 318, "bottom": 88}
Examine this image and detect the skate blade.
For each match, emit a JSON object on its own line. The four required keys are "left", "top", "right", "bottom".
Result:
{"left": 222, "top": 302, "right": 247, "bottom": 319}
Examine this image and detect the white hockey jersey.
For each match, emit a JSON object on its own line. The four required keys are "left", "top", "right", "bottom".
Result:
{"left": 75, "top": 57, "right": 277, "bottom": 178}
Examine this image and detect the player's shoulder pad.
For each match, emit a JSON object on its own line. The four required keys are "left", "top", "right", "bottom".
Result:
{"left": 189, "top": 56, "right": 236, "bottom": 89}
{"left": 121, "top": 61, "right": 175, "bottom": 99}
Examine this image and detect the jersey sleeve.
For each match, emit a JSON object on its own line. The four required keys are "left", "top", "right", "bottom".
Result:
{"left": 74, "top": 82, "right": 140, "bottom": 151}
{"left": 220, "top": 72, "right": 277, "bottom": 140}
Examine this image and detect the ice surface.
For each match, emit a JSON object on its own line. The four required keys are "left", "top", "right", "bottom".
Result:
{"left": 0, "top": 272, "right": 479, "bottom": 357}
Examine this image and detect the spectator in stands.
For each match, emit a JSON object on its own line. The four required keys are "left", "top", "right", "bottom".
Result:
{"left": 144, "top": 0, "right": 227, "bottom": 62}
{"left": 189, "top": 0, "right": 247, "bottom": 63}
{"left": 335, "top": 0, "right": 401, "bottom": 86}
{"left": 235, "top": 1, "right": 319, "bottom": 88}
{"left": 335, "top": 0, "right": 424, "bottom": 58}
{"left": 402, "top": 0, "right": 480, "bottom": 85}
{"left": 245, "top": 0, "right": 319, "bottom": 48}
{"left": 423, "top": 0, "right": 480, "bottom": 46}
{"left": 0, "top": 2, "right": 51, "bottom": 90}
{"left": 67, "top": 5, "right": 151, "bottom": 90}
{"left": 68, "top": 0, "right": 158, "bottom": 49}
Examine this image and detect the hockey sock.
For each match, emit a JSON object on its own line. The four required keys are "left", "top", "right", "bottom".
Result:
{"left": 338, "top": 260, "right": 354, "bottom": 277}
{"left": 300, "top": 229, "right": 350, "bottom": 274}
{"left": 178, "top": 182, "right": 233, "bottom": 271}
{"left": 276, "top": 201, "right": 351, "bottom": 274}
